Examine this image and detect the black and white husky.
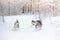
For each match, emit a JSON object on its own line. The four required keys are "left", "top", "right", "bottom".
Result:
{"left": 31, "top": 20, "right": 42, "bottom": 29}
{"left": 13, "top": 20, "right": 19, "bottom": 31}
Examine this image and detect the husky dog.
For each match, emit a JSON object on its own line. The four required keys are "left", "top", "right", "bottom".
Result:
{"left": 31, "top": 20, "right": 42, "bottom": 29}
{"left": 13, "top": 20, "right": 19, "bottom": 31}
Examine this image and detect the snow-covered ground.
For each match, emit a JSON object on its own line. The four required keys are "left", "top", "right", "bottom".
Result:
{"left": 0, "top": 14, "right": 60, "bottom": 40}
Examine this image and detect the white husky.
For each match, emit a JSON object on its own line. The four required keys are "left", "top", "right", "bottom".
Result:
{"left": 13, "top": 20, "right": 19, "bottom": 31}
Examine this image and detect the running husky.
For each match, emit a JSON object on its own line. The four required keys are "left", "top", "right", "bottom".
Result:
{"left": 31, "top": 20, "right": 42, "bottom": 29}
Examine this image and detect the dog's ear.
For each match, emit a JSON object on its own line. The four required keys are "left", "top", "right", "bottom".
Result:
{"left": 32, "top": 20, "right": 35, "bottom": 22}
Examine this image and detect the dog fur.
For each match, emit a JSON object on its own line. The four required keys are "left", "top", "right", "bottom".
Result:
{"left": 13, "top": 20, "right": 19, "bottom": 31}
{"left": 31, "top": 20, "right": 42, "bottom": 29}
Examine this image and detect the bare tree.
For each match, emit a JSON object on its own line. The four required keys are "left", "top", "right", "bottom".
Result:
{"left": 0, "top": 1, "right": 4, "bottom": 22}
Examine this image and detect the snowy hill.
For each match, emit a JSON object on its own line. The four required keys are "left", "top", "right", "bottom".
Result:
{"left": 0, "top": 15, "right": 60, "bottom": 40}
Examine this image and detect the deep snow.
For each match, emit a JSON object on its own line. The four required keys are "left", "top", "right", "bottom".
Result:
{"left": 0, "top": 14, "right": 60, "bottom": 40}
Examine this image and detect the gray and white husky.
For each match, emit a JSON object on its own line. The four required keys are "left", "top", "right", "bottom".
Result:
{"left": 31, "top": 20, "right": 42, "bottom": 29}
{"left": 13, "top": 20, "right": 19, "bottom": 31}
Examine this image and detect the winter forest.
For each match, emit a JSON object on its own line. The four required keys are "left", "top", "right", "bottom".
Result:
{"left": 0, "top": 0, "right": 60, "bottom": 40}
{"left": 0, "top": 0, "right": 60, "bottom": 15}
